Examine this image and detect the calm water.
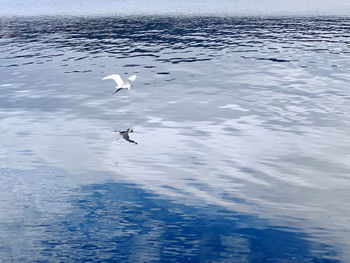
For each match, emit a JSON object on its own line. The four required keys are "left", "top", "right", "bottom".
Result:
{"left": 1, "top": 16, "right": 350, "bottom": 262}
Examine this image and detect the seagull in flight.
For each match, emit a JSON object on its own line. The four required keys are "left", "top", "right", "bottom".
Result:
{"left": 102, "top": 74, "right": 137, "bottom": 94}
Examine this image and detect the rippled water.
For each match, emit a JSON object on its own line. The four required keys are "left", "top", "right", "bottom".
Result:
{"left": 1, "top": 16, "right": 350, "bottom": 262}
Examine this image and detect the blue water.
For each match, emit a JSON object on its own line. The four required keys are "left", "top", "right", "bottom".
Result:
{"left": 1, "top": 16, "right": 350, "bottom": 262}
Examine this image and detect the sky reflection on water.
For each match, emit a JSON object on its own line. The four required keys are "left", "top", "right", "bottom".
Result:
{"left": 0, "top": 16, "right": 350, "bottom": 262}
{"left": 0, "top": 168, "right": 342, "bottom": 262}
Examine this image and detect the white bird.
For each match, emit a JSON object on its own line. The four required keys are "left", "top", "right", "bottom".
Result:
{"left": 102, "top": 74, "right": 137, "bottom": 94}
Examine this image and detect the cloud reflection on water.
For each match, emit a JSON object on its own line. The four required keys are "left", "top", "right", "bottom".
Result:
{"left": 1, "top": 16, "right": 350, "bottom": 261}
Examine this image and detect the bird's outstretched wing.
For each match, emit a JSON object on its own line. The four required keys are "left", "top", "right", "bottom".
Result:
{"left": 128, "top": 75, "right": 137, "bottom": 82}
{"left": 122, "top": 133, "right": 138, "bottom": 144}
{"left": 102, "top": 74, "right": 123, "bottom": 87}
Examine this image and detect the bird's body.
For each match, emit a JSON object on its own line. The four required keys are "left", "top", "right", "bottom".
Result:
{"left": 102, "top": 74, "right": 137, "bottom": 94}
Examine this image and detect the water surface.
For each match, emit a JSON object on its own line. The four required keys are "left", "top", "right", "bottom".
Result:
{"left": 0, "top": 16, "right": 350, "bottom": 262}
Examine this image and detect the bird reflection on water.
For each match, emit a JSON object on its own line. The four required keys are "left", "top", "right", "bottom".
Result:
{"left": 115, "top": 128, "right": 138, "bottom": 145}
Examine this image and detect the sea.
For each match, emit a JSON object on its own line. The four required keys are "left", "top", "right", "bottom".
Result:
{"left": 0, "top": 16, "right": 350, "bottom": 262}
